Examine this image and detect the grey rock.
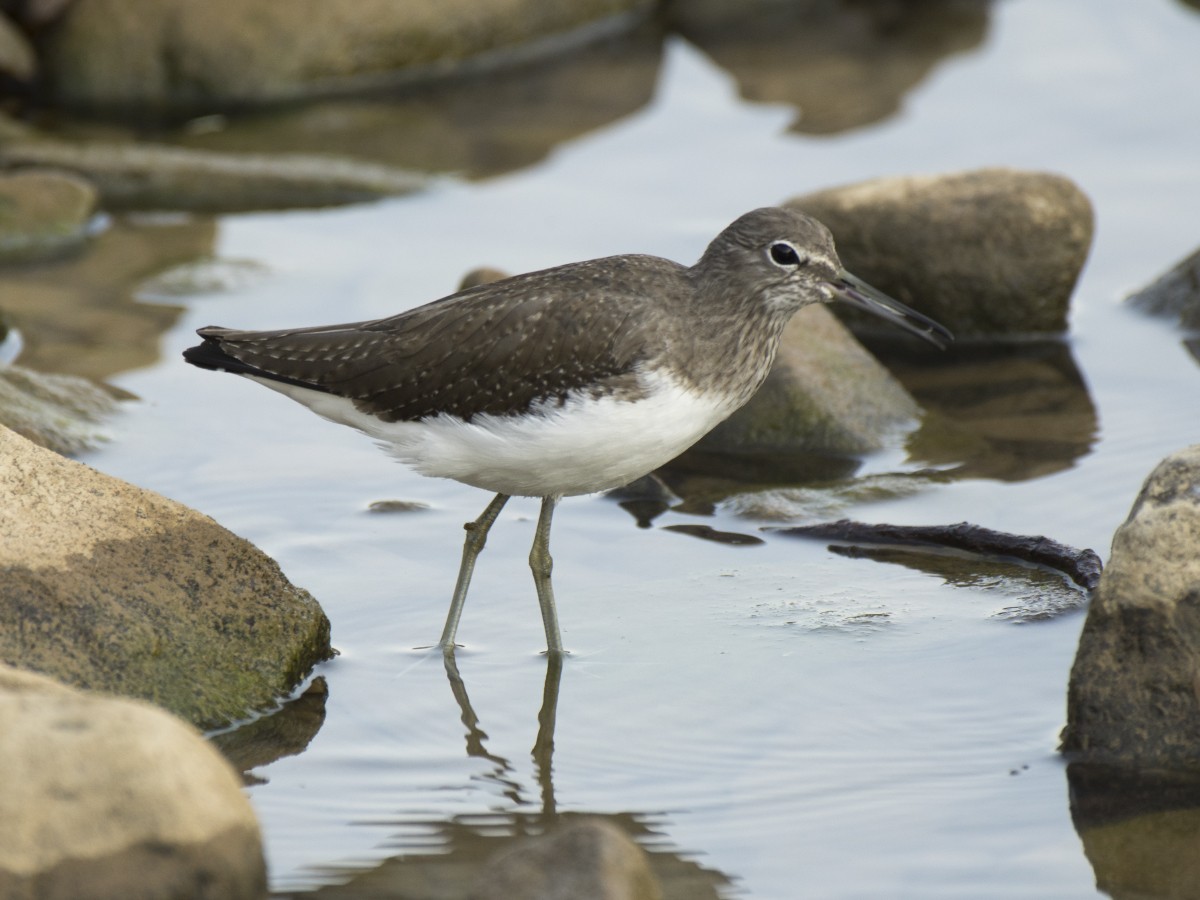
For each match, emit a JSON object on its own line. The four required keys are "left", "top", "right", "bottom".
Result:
{"left": 0, "top": 664, "right": 267, "bottom": 900}
{"left": 0, "top": 363, "right": 118, "bottom": 454}
{"left": 470, "top": 819, "right": 662, "bottom": 900}
{"left": 0, "top": 425, "right": 333, "bottom": 730}
{"left": 0, "top": 139, "right": 427, "bottom": 211}
{"left": 787, "top": 168, "right": 1094, "bottom": 337}
{"left": 700, "top": 304, "right": 921, "bottom": 455}
{"left": 1062, "top": 445, "right": 1200, "bottom": 766}
{"left": 0, "top": 169, "right": 97, "bottom": 264}
{"left": 1125, "top": 245, "right": 1200, "bottom": 329}
{"left": 41, "top": 0, "right": 652, "bottom": 112}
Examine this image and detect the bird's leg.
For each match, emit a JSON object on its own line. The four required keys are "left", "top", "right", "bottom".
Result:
{"left": 439, "top": 493, "right": 509, "bottom": 653}
{"left": 529, "top": 495, "right": 564, "bottom": 654}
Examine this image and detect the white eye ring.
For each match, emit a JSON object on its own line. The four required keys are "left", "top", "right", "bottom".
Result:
{"left": 768, "top": 241, "right": 806, "bottom": 269}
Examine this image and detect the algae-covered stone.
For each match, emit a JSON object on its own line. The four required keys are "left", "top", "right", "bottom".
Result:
{"left": 0, "top": 664, "right": 266, "bottom": 900}
{"left": 0, "top": 425, "right": 332, "bottom": 729}
{"left": 0, "top": 364, "right": 118, "bottom": 454}
{"left": 787, "top": 168, "right": 1094, "bottom": 337}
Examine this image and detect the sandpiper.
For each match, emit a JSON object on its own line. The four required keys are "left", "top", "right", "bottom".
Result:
{"left": 184, "top": 207, "right": 951, "bottom": 654}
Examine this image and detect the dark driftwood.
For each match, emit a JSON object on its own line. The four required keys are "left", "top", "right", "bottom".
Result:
{"left": 777, "top": 519, "right": 1103, "bottom": 591}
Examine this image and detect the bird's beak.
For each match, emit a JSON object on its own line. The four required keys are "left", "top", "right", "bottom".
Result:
{"left": 828, "top": 271, "right": 953, "bottom": 349}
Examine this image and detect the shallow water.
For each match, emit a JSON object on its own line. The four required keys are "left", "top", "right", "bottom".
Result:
{"left": 50, "top": 0, "right": 1200, "bottom": 896}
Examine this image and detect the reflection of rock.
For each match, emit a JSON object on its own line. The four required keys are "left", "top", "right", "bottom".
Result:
{"left": 788, "top": 169, "right": 1094, "bottom": 337}
{"left": 700, "top": 304, "right": 921, "bottom": 456}
{"left": 210, "top": 677, "right": 329, "bottom": 782}
{"left": 42, "top": 0, "right": 653, "bottom": 112}
{"left": 0, "top": 664, "right": 266, "bottom": 900}
{"left": 0, "top": 364, "right": 118, "bottom": 453}
{"left": 0, "top": 426, "right": 333, "bottom": 730}
{"left": 299, "top": 812, "right": 730, "bottom": 900}
{"left": 1069, "top": 764, "right": 1200, "bottom": 900}
{"left": 1063, "top": 445, "right": 1200, "bottom": 766}
{"left": 0, "top": 214, "right": 213, "bottom": 380}
{"left": 471, "top": 819, "right": 662, "bottom": 900}
{"left": 668, "top": 0, "right": 989, "bottom": 134}
{"left": 170, "top": 23, "right": 662, "bottom": 181}
{"left": 0, "top": 139, "right": 427, "bottom": 211}
{"left": 1126, "top": 245, "right": 1200, "bottom": 329}
{"left": 0, "top": 169, "right": 97, "bottom": 264}
{"left": 877, "top": 338, "right": 1098, "bottom": 482}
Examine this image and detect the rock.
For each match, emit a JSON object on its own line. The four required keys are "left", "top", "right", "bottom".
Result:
{"left": 0, "top": 664, "right": 266, "bottom": 900}
{"left": 0, "top": 138, "right": 428, "bottom": 211}
{"left": 1125, "top": 245, "right": 1200, "bottom": 329}
{"left": 0, "top": 425, "right": 332, "bottom": 729}
{"left": 0, "top": 169, "right": 97, "bottom": 264}
{"left": 1062, "top": 445, "right": 1200, "bottom": 766}
{"left": 0, "top": 10, "right": 35, "bottom": 81}
{"left": 41, "top": 0, "right": 652, "bottom": 113}
{"left": 699, "top": 304, "right": 921, "bottom": 455}
{"left": 667, "top": 0, "right": 988, "bottom": 135}
{"left": 0, "top": 363, "right": 118, "bottom": 454}
{"left": 787, "top": 168, "right": 1094, "bottom": 337}
{"left": 470, "top": 819, "right": 662, "bottom": 900}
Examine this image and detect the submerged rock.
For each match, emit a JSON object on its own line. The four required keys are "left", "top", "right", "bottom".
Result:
{"left": 0, "top": 425, "right": 333, "bottom": 730}
{"left": 0, "top": 169, "right": 97, "bottom": 264}
{"left": 41, "top": 0, "right": 652, "bottom": 112}
{"left": 0, "top": 363, "right": 118, "bottom": 454}
{"left": 0, "top": 664, "right": 266, "bottom": 900}
{"left": 700, "top": 304, "right": 921, "bottom": 455}
{"left": 787, "top": 168, "right": 1094, "bottom": 337}
{"left": 1062, "top": 445, "right": 1200, "bottom": 767}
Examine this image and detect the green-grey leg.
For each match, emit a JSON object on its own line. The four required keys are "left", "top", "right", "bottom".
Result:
{"left": 529, "top": 495, "right": 564, "bottom": 654}
{"left": 439, "top": 493, "right": 509, "bottom": 652}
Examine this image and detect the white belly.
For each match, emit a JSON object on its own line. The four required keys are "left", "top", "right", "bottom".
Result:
{"left": 250, "top": 369, "right": 737, "bottom": 498}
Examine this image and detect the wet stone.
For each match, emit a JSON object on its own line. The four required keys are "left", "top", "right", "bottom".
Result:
{"left": 0, "top": 170, "right": 98, "bottom": 264}
{"left": 1125, "top": 245, "right": 1200, "bottom": 330}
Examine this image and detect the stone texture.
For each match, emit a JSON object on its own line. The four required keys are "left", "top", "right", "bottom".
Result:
{"left": 1125, "top": 245, "right": 1200, "bottom": 329}
{"left": 0, "top": 138, "right": 427, "bottom": 211}
{"left": 0, "top": 363, "right": 118, "bottom": 454}
{"left": 699, "top": 303, "right": 921, "bottom": 455}
{"left": 0, "top": 169, "right": 97, "bottom": 264}
{"left": 1062, "top": 445, "right": 1200, "bottom": 766}
{"left": 787, "top": 168, "right": 1094, "bottom": 337}
{"left": 0, "top": 425, "right": 332, "bottom": 729}
{"left": 0, "top": 664, "right": 266, "bottom": 900}
{"left": 470, "top": 819, "right": 662, "bottom": 900}
{"left": 41, "top": 0, "right": 651, "bottom": 112}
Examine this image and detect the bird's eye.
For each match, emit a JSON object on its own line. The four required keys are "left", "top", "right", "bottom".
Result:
{"left": 769, "top": 241, "right": 804, "bottom": 268}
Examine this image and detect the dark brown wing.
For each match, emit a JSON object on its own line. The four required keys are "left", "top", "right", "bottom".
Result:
{"left": 184, "top": 255, "right": 689, "bottom": 422}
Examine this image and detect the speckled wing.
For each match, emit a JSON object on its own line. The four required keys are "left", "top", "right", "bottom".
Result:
{"left": 184, "top": 255, "right": 687, "bottom": 422}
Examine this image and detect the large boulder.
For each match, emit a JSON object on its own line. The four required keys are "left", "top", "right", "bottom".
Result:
{"left": 41, "top": 0, "right": 652, "bottom": 112}
{"left": 0, "top": 664, "right": 266, "bottom": 900}
{"left": 787, "top": 168, "right": 1094, "bottom": 337}
{"left": 0, "top": 425, "right": 332, "bottom": 729}
{"left": 1062, "top": 445, "right": 1200, "bottom": 766}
